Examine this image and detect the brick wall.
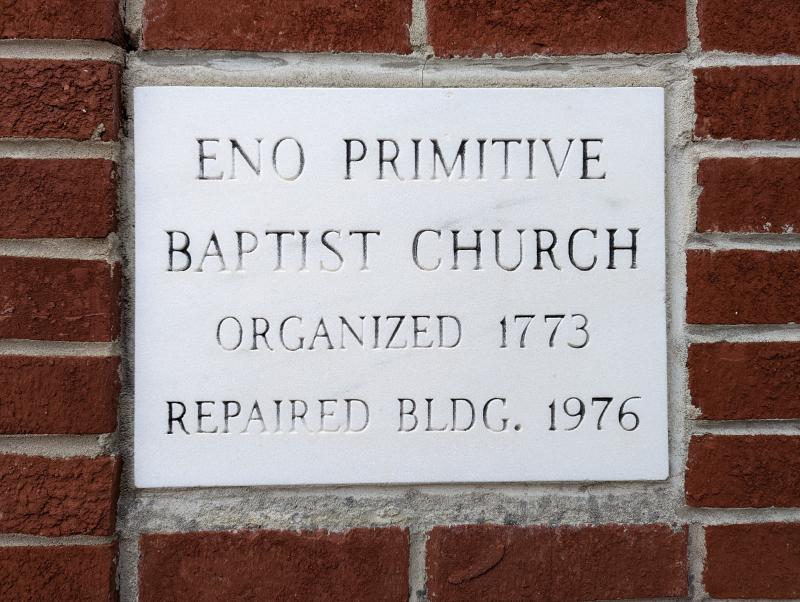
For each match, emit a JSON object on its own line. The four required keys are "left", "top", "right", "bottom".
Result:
{"left": 0, "top": 2, "right": 122, "bottom": 600}
{"left": 0, "top": 1, "right": 798, "bottom": 600}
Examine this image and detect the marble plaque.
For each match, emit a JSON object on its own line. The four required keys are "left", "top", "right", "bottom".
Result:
{"left": 134, "top": 87, "right": 668, "bottom": 487}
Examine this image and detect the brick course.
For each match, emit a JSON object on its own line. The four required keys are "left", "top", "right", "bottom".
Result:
{"left": 690, "top": 343, "right": 800, "bottom": 420}
{"left": 426, "top": 524, "right": 687, "bottom": 601}
{"left": 698, "top": 0, "right": 800, "bottom": 55}
{"left": 0, "top": 256, "right": 120, "bottom": 342}
{"left": 0, "top": 356, "right": 119, "bottom": 434}
{"left": 686, "top": 435, "right": 800, "bottom": 508}
{"left": 686, "top": 250, "right": 800, "bottom": 324}
{"left": 0, "top": 544, "right": 117, "bottom": 602}
{"left": 705, "top": 523, "right": 800, "bottom": 599}
{"left": 0, "top": 454, "right": 119, "bottom": 536}
{"left": 0, "top": 60, "right": 120, "bottom": 141}
{"left": 0, "top": 0, "right": 121, "bottom": 43}
{"left": 695, "top": 67, "right": 800, "bottom": 140}
{"left": 139, "top": 528, "right": 409, "bottom": 601}
{"left": 143, "top": 0, "right": 412, "bottom": 53}
{"left": 697, "top": 158, "right": 800, "bottom": 233}
{"left": 0, "top": 159, "right": 117, "bottom": 238}
{"left": 427, "top": 0, "right": 687, "bottom": 57}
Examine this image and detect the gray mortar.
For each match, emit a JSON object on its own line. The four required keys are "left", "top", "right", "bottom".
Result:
{"left": 0, "top": 2, "right": 798, "bottom": 600}
{"left": 0, "top": 39, "right": 123, "bottom": 62}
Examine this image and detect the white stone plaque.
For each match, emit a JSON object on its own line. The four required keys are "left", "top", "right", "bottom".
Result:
{"left": 134, "top": 87, "right": 667, "bottom": 487}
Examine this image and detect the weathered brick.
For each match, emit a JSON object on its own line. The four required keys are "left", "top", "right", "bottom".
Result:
{"left": 686, "top": 250, "right": 800, "bottom": 324}
{"left": 690, "top": 343, "right": 800, "bottom": 420}
{"left": 0, "top": 159, "right": 116, "bottom": 238}
{"left": 0, "top": 60, "right": 120, "bottom": 140}
{"left": 0, "top": 454, "right": 119, "bottom": 536}
{"left": 426, "top": 524, "right": 687, "bottom": 601}
{"left": 143, "top": 0, "right": 411, "bottom": 53}
{"left": 705, "top": 524, "right": 800, "bottom": 599}
{"left": 0, "top": 256, "right": 120, "bottom": 342}
{"left": 0, "top": 0, "right": 121, "bottom": 43}
{"left": 697, "top": 158, "right": 800, "bottom": 233}
{"left": 139, "top": 528, "right": 409, "bottom": 601}
{"left": 698, "top": 0, "right": 800, "bottom": 55}
{"left": 427, "top": 0, "right": 687, "bottom": 57}
{"left": 695, "top": 66, "right": 800, "bottom": 140}
{"left": 686, "top": 435, "right": 800, "bottom": 507}
{"left": 0, "top": 543, "right": 117, "bottom": 602}
{"left": 0, "top": 356, "right": 119, "bottom": 434}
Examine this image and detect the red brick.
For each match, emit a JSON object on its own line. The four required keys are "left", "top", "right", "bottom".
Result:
{"left": 690, "top": 343, "right": 800, "bottom": 420}
{"left": 686, "top": 435, "right": 800, "bottom": 507}
{"left": 139, "top": 528, "right": 408, "bottom": 601}
{"left": 0, "top": 454, "right": 119, "bottom": 536}
{"left": 695, "top": 66, "right": 800, "bottom": 140}
{"left": 427, "top": 0, "right": 687, "bottom": 58}
{"left": 697, "top": 158, "right": 800, "bottom": 233}
{"left": 0, "top": 356, "right": 119, "bottom": 434}
{"left": 426, "top": 524, "right": 687, "bottom": 601}
{"left": 0, "top": 543, "right": 117, "bottom": 602}
{"left": 698, "top": 0, "right": 800, "bottom": 55}
{"left": 0, "top": 159, "right": 116, "bottom": 238}
{"left": 705, "top": 523, "right": 800, "bottom": 599}
{"left": 0, "top": 60, "right": 120, "bottom": 141}
{"left": 0, "top": 256, "right": 120, "bottom": 342}
{"left": 143, "top": 0, "right": 411, "bottom": 53}
{"left": 0, "top": 0, "right": 121, "bottom": 43}
{"left": 686, "top": 250, "right": 800, "bottom": 324}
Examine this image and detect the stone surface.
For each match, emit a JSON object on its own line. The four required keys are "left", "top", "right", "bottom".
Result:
{"left": 134, "top": 87, "right": 667, "bottom": 486}
{"left": 0, "top": 60, "right": 120, "bottom": 140}
{"left": 139, "top": 528, "right": 409, "bottom": 601}
{"left": 697, "top": 158, "right": 800, "bottom": 233}
{"left": 686, "top": 435, "right": 800, "bottom": 508}
{"left": 705, "top": 523, "right": 800, "bottom": 599}
{"left": 0, "top": 256, "right": 120, "bottom": 342}
{"left": 695, "top": 66, "right": 800, "bottom": 140}
{"left": 426, "top": 524, "right": 688, "bottom": 601}
{"left": 427, "top": 0, "right": 687, "bottom": 57}
{"left": 698, "top": 0, "right": 800, "bottom": 55}
{"left": 686, "top": 250, "right": 800, "bottom": 324}
{"left": 689, "top": 343, "right": 800, "bottom": 420}
{"left": 0, "top": 544, "right": 117, "bottom": 602}
{"left": 0, "top": 355, "right": 119, "bottom": 434}
{"left": 143, "top": 0, "right": 411, "bottom": 53}
{"left": 0, "top": 454, "right": 119, "bottom": 535}
{"left": 0, "top": 159, "right": 117, "bottom": 238}
{"left": 0, "top": 0, "right": 121, "bottom": 42}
